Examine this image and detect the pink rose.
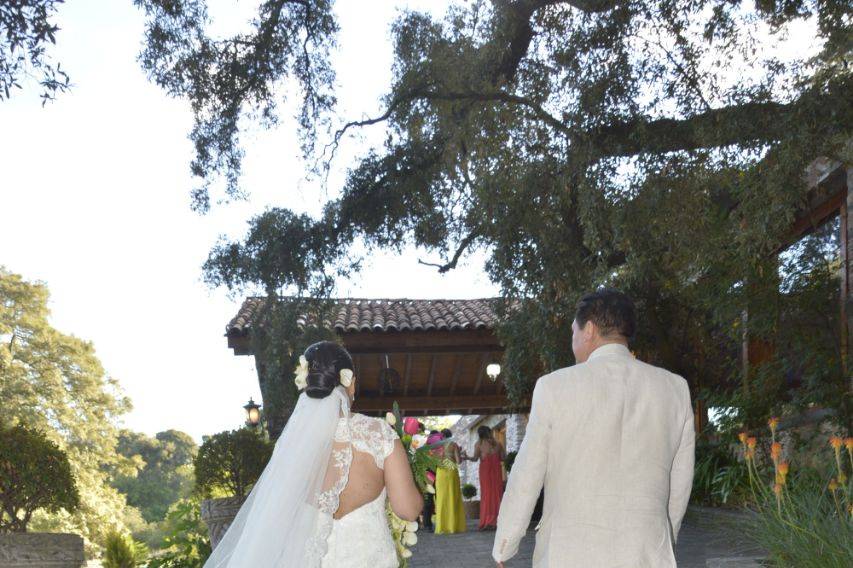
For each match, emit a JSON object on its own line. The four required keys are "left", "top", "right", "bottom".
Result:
{"left": 403, "top": 417, "right": 420, "bottom": 435}
{"left": 426, "top": 470, "right": 436, "bottom": 484}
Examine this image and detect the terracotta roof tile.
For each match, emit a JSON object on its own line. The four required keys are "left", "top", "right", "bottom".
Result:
{"left": 226, "top": 297, "right": 500, "bottom": 335}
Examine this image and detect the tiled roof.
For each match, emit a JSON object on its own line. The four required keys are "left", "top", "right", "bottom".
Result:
{"left": 227, "top": 297, "right": 500, "bottom": 335}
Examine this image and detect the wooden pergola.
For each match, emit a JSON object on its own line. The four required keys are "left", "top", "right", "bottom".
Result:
{"left": 226, "top": 298, "right": 515, "bottom": 427}
{"left": 749, "top": 160, "right": 851, "bottom": 379}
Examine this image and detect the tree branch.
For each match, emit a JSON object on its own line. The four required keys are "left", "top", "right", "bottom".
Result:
{"left": 584, "top": 90, "right": 848, "bottom": 157}
{"left": 418, "top": 228, "right": 484, "bottom": 273}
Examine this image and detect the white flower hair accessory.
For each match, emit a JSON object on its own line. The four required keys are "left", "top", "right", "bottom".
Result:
{"left": 339, "top": 368, "right": 354, "bottom": 388}
{"left": 294, "top": 355, "right": 309, "bottom": 390}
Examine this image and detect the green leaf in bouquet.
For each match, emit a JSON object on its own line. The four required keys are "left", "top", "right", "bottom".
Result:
{"left": 392, "top": 401, "right": 404, "bottom": 437}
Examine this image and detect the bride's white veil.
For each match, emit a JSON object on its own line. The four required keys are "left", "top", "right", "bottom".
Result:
{"left": 203, "top": 386, "right": 352, "bottom": 567}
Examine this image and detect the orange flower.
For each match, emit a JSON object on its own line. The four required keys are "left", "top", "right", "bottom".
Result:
{"left": 768, "top": 417, "right": 779, "bottom": 431}
{"left": 830, "top": 436, "right": 843, "bottom": 450}
{"left": 828, "top": 478, "right": 839, "bottom": 492}
{"left": 770, "top": 442, "right": 782, "bottom": 461}
{"left": 773, "top": 483, "right": 783, "bottom": 495}
{"left": 738, "top": 432, "right": 748, "bottom": 445}
{"left": 747, "top": 437, "right": 757, "bottom": 449}
{"left": 845, "top": 438, "right": 853, "bottom": 452}
{"left": 778, "top": 461, "right": 789, "bottom": 476}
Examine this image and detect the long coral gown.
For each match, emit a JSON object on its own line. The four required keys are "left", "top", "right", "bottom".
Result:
{"left": 478, "top": 451, "right": 503, "bottom": 529}
{"left": 434, "top": 446, "right": 466, "bottom": 534}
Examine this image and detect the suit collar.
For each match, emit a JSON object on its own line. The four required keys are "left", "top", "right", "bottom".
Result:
{"left": 587, "top": 342, "right": 631, "bottom": 361}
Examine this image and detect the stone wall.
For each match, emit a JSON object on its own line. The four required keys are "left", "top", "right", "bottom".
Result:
{"left": 0, "top": 533, "right": 85, "bottom": 568}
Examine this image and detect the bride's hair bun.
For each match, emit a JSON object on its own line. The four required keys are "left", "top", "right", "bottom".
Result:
{"left": 302, "top": 341, "right": 355, "bottom": 399}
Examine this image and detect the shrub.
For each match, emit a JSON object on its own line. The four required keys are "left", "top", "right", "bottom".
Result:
{"left": 146, "top": 497, "right": 211, "bottom": 568}
{"left": 461, "top": 483, "right": 477, "bottom": 499}
{"left": 0, "top": 424, "right": 79, "bottom": 532}
{"left": 740, "top": 420, "right": 852, "bottom": 567}
{"left": 692, "top": 438, "right": 750, "bottom": 506}
{"left": 194, "top": 428, "right": 272, "bottom": 499}
{"left": 103, "top": 530, "right": 148, "bottom": 568}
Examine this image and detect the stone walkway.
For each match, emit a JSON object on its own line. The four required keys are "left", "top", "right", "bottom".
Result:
{"left": 408, "top": 507, "right": 765, "bottom": 567}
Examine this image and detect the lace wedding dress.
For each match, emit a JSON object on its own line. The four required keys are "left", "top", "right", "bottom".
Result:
{"left": 318, "top": 413, "right": 400, "bottom": 567}
{"left": 203, "top": 388, "right": 401, "bottom": 568}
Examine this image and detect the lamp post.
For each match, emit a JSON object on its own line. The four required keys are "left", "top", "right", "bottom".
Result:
{"left": 243, "top": 398, "right": 261, "bottom": 428}
{"left": 486, "top": 363, "right": 501, "bottom": 382}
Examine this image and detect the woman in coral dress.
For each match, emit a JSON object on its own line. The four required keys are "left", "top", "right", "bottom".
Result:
{"left": 461, "top": 426, "right": 505, "bottom": 530}
{"left": 433, "top": 429, "right": 467, "bottom": 534}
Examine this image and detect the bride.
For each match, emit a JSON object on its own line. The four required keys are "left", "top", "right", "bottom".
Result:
{"left": 204, "top": 341, "right": 423, "bottom": 567}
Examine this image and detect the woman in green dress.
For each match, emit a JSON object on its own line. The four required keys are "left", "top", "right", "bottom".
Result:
{"left": 433, "top": 428, "right": 466, "bottom": 534}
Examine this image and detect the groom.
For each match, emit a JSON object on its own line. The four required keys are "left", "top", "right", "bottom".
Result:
{"left": 493, "top": 289, "right": 694, "bottom": 567}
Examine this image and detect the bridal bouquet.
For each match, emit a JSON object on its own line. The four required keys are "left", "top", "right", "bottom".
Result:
{"left": 384, "top": 403, "right": 451, "bottom": 566}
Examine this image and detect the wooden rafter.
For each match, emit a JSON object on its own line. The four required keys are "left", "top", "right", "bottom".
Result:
{"left": 449, "top": 355, "right": 463, "bottom": 395}
{"left": 426, "top": 354, "right": 437, "bottom": 396}
{"left": 403, "top": 353, "right": 412, "bottom": 396}
{"left": 473, "top": 352, "right": 490, "bottom": 395}
{"left": 354, "top": 394, "right": 512, "bottom": 413}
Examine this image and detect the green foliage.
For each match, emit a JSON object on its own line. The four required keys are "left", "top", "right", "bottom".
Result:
{"left": 146, "top": 497, "right": 211, "bottom": 568}
{"left": 692, "top": 439, "right": 749, "bottom": 507}
{"left": 147, "top": 1, "right": 853, "bottom": 426}
{"left": 742, "top": 435, "right": 853, "bottom": 567}
{"left": 461, "top": 483, "right": 477, "bottom": 499}
{"left": 112, "top": 430, "right": 197, "bottom": 523}
{"left": 194, "top": 428, "right": 272, "bottom": 499}
{"left": 134, "top": 0, "right": 338, "bottom": 212}
{"left": 749, "top": 483, "right": 853, "bottom": 568}
{"left": 0, "top": 0, "right": 70, "bottom": 102}
{"left": 103, "top": 530, "right": 149, "bottom": 568}
{"left": 0, "top": 423, "right": 79, "bottom": 532}
{"left": 0, "top": 268, "right": 140, "bottom": 555}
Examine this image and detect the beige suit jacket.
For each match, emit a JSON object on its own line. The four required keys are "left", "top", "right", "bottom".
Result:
{"left": 493, "top": 343, "right": 695, "bottom": 567}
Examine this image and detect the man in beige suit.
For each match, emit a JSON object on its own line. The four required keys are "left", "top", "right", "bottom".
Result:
{"left": 493, "top": 289, "right": 695, "bottom": 567}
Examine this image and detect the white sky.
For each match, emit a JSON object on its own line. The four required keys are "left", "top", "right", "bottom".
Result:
{"left": 0, "top": 0, "right": 498, "bottom": 443}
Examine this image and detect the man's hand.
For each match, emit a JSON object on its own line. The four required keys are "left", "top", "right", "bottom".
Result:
{"left": 496, "top": 562, "right": 505, "bottom": 567}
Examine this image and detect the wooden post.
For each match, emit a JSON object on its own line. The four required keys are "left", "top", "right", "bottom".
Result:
{"left": 844, "top": 168, "right": 852, "bottom": 390}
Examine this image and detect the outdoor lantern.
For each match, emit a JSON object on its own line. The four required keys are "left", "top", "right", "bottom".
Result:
{"left": 486, "top": 363, "right": 502, "bottom": 382}
{"left": 243, "top": 397, "right": 261, "bottom": 427}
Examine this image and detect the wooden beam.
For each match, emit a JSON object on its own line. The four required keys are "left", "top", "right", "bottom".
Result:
{"left": 227, "top": 334, "right": 252, "bottom": 355}
{"left": 844, "top": 169, "right": 852, "bottom": 388}
{"left": 841, "top": 193, "right": 848, "bottom": 377}
{"left": 473, "top": 353, "right": 489, "bottom": 395}
{"left": 775, "top": 166, "right": 847, "bottom": 254}
{"left": 354, "top": 355, "right": 362, "bottom": 398}
{"left": 449, "top": 355, "right": 463, "bottom": 395}
{"left": 379, "top": 354, "right": 387, "bottom": 396}
{"left": 341, "top": 329, "right": 502, "bottom": 354}
{"left": 426, "top": 354, "right": 437, "bottom": 396}
{"left": 346, "top": 344, "right": 503, "bottom": 355}
{"left": 785, "top": 191, "right": 845, "bottom": 248}
{"left": 353, "top": 394, "right": 512, "bottom": 413}
{"left": 403, "top": 354, "right": 412, "bottom": 396}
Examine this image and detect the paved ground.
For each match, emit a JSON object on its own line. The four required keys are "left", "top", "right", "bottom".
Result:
{"left": 408, "top": 507, "right": 765, "bottom": 567}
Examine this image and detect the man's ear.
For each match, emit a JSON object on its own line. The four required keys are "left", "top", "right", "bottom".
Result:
{"left": 584, "top": 320, "right": 598, "bottom": 341}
